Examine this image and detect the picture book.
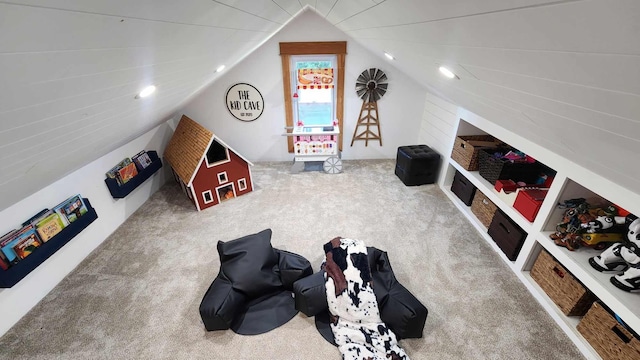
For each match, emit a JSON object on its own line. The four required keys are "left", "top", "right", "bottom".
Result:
{"left": 117, "top": 162, "right": 138, "bottom": 184}
{"left": 1, "top": 225, "right": 40, "bottom": 264}
{"left": 36, "top": 213, "right": 66, "bottom": 242}
{"left": 132, "top": 150, "right": 152, "bottom": 171}
{"left": 0, "top": 229, "right": 18, "bottom": 269}
{"left": 0, "top": 229, "right": 18, "bottom": 244}
{"left": 106, "top": 164, "right": 122, "bottom": 179}
{"left": 12, "top": 232, "right": 41, "bottom": 260}
{"left": 21, "top": 208, "right": 50, "bottom": 227}
{"left": 60, "top": 195, "right": 88, "bottom": 223}
{"left": 52, "top": 199, "right": 72, "bottom": 227}
{"left": 106, "top": 158, "right": 133, "bottom": 184}
{"left": 0, "top": 229, "right": 19, "bottom": 249}
{"left": 0, "top": 253, "right": 8, "bottom": 270}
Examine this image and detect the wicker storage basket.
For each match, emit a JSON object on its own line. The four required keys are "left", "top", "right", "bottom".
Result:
{"left": 577, "top": 302, "right": 640, "bottom": 360}
{"left": 530, "top": 249, "right": 596, "bottom": 316}
{"left": 471, "top": 190, "right": 497, "bottom": 228}
{"left": 451, "top": 135, "right": 502, "bottom": 171}
{"left": 478, "top": 147, "right": 543, "bottom": 186}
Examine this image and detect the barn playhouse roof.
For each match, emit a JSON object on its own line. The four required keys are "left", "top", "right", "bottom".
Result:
{"left": 163, "top": 115, "right": 253, "bottom": 186}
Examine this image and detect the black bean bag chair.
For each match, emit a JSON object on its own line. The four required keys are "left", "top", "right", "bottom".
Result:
{"left": 293, "top": 246, "right": 428, "bottom": 344}
{"left": 199, "top": 229, "right": 313, "bottom": 335}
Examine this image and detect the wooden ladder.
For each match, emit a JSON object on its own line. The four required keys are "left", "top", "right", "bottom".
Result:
{"left": 350, "top": 100, "right": 382, "bottom": 146}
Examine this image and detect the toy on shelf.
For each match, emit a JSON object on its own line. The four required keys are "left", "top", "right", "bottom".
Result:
{"left": 589, "top": 216, "right": 640, "bottom": 292}
{"left": 550, "top": 199, "right": 626, "bottom": 251}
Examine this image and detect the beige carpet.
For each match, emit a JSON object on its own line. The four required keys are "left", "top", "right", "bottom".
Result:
{"left": 0, "top": 160, "right": 583, "bottom": 359}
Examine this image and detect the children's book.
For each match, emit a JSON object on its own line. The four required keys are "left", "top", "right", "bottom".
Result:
{"left": 12, "top": 232, "right": 41, "bottom": 260}
{"left": 0, "top": 253, "right": 8, "bottom": 270}
{"left": 117, "top": 162, "right": 138, "bottom": 184}
{"left": 0, "top": 234, "right": 12, "bottom": 269}
{"left": 21, "top": 208, "right": 50, "bottom": 227}
{"left": 132, "top": 150, "right": 152, "bottom": 171}
{"left": 59, "top": 195, "right": 88, "bottom": 223}
{"left": 0, "top": 229, "right": 19, "bottom": 249}
{"left": 36, "top": 213, "right": 66, "bottom": 242}
{"left": 1, "top": 225, "right": 40, "bottom": 264}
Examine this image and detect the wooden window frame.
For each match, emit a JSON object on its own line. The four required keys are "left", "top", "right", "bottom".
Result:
{"left": 280, "top": 41, "right": 346, "bottom": 152}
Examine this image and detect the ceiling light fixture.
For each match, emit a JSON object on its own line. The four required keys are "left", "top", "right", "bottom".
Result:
{"left": 216, "top": 65, "right": 226, "bottom": 72}
{"left": 136, "top": 85, "right": 156, "bottom": 99}
{"left": 384, "top": 52, "right": 395, "bottom": 60}
{"left": 438, "top": 66, "right": 458, "bottom": 79}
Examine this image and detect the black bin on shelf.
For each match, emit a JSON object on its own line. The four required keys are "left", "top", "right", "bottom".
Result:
{"left": 105, "top": 151, "right": 163, "bottom": 198}
{"left": 451, "top": 170, "right": 476, "bottom": 206}
{"left": 478, "top": 147, "right": 544, "bottom": 186}
{"left": 487, "top": 209, "right": 527, "bottom": 261}
{"left": 395, "top": 145, "right": 441, "bottom": 186}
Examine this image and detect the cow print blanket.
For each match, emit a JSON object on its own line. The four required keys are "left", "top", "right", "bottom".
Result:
{"left": 323, "top": 237, "right": 408, "bottom": 360}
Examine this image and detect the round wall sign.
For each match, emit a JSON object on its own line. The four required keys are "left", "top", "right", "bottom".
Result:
{"left": 225, "top": 83, "right": 264, "bottom": 122}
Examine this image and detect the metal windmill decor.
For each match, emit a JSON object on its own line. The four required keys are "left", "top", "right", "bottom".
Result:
{"left": 351, "top": 68, "right": 388, "bottom": 146}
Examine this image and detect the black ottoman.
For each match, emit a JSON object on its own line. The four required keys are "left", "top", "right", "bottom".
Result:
{"left": 395, "top": 145, "right": 441, "bottom": 186}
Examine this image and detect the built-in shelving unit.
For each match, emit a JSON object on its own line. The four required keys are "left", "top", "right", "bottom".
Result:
{"left": 441, "top": 117, "right": 640, "bottom": 360}
{"left": 104, "top": 151, "right": 163, "bottom": 199}
{"left": 0, "top": 198, "right": 98, "bottom": 288}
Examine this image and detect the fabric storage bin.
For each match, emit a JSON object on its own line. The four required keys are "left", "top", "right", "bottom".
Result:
{"left": 577, "top": 302, "right": 640, "bottom": 360}
{"left": 451, "top": 135, "right": 502, "bottom": 171}
{"left": 478, "top": 147, "right": 544, "bottom": 186}
{"left": 471, "top": 190, "right": 497, "bottom": 228}
{"left": 530, "top": 249, "right": 596, "bottom": 316}
{"left": 451, "top": 170, "right": 476, "bottom": 206}
{"left": 513, "top": 188, "right": 548, "bottom": 222}
{"left": 487, "top": 209, "right": 526, "bottom": 261}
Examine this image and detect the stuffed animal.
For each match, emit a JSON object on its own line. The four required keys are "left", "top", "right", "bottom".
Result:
{"left": 589, "top": 216, "right": 640, "bottom": 292}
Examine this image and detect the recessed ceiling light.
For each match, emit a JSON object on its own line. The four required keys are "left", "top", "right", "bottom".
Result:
{"left": 136, "top": 85, "right": 156, "bottom": 99}
{"left": 384, "top": 52, "right": 395, "bottom": 60}
{"left": 438, "top": 66, "right": 458, "bottom": 79}
{"left": 216, "top": 65, "right": 226, "bottom": 72}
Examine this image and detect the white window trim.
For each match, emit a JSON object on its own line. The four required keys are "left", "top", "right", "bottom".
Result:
{"left": 238, "top": 178, "right": 247, "bottom": 191}
{"left": 202, "top": 190, "right": 214, "bottom": 204}
{"left": 205, "top": 141, "right": 231, "bottom": 168}
{"left": 215, "top": 182, "right": 236, "bottom": 202}
{"left": 217, "top": 171, "right": 228, "bottom": 184}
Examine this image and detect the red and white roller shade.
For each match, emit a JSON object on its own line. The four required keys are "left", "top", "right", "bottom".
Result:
{"left": 297, "top": 68, "right": 334, "bottom": 89}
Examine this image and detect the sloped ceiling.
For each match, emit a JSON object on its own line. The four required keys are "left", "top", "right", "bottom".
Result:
{"left": 1, "top": 0, "right": 639, "bottom": 212}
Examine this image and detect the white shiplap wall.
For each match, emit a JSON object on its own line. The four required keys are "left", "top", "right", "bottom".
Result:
{"left": 418, "top": 92, "right": 458, "bottom": 182}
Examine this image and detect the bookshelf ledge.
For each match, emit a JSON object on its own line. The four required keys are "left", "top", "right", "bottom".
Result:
{"left": 0, "top": 198, "right": 98, "bottom": 288}
{"left": 104, "top": 151, "right": 163, "bottom": 199}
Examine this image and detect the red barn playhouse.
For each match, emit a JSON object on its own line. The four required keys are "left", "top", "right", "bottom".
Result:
{"left": 164, "top": 115, "right": 254, "bottom": 211}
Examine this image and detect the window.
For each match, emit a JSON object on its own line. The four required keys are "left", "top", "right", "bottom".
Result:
{"left": 217, "top": 171, "right": 228, "bottom": 184}
{"left": 202, "top": 190, "right": 213, "bottom": 204}
{"left": 206, "top": 140, "right": 229, "bottom": 166}
{"left": 279, "top": 41, "right": 346, "bottom": 153}
{"left": 293, "top": 55, "right": 336, "bottom": 127}
{"left": 238, "top": 178, "right": 247, "bottom": 191}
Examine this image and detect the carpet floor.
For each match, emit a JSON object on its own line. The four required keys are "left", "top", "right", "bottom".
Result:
{"left": 0, "top": 160, "right": 583, "bottom": 359}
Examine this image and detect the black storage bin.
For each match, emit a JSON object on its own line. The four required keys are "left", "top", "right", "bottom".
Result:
{"left": 487, "top": 209, "right": 527, "bottom": 261}
{"left": 395, "top": 145, "right": 441, "bottom": 186}
{"left": 478, "top": 147, "right": 544, "bottom": 186}
{"left": 451, "top": 170, "right": 476, "bottom": 206}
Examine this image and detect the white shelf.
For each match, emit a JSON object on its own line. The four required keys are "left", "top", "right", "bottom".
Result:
{"left": 441, "top": 182, "right": 519, "bottom": 272}
{"left": 537, "top": 232, "right": 640, "bottom": 332}
{"left": 441, "top": 117, "right": 640, "bottom": 360}
{"left": 518, "top": 271, "right": 601, "bottom": 359}
{"left": 449, "top": 158, "right": 535, "bottom": 233}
